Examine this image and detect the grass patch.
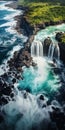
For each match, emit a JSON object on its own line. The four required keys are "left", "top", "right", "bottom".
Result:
{"left": 61, "top": 33, "right": 65, "bottom": 43}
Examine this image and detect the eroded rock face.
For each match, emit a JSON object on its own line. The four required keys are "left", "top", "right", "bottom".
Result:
{"left": 59, "top": 43, "right": 65, "bottom": 64}
{"left": 8, "top": 47, "right": 33, "bottom": 71}
{"left": 43, "top": 37, "right": 52, "bottom": 56}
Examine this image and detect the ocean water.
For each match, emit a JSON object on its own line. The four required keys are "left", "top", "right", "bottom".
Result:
{"left": 0, "top": 1, "right": 27, "bottom": 75}
{"left": 0, "top": 1, "right": 65, "bottom": 130}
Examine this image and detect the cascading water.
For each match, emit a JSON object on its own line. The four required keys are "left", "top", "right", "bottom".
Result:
{"left": 48, "top": 43, "right": 60, "bottom": 61}
{"left": 55, "top": 44, "right": 60, "bottom": 61}
{"left": 48, "top": 43, "right": 55, "bottom": 60}
{"left": 31, "top": 39, "right": 60, "bottom": 63}
{"left": 31, "top": 40, "right": 43, "bottom": 57}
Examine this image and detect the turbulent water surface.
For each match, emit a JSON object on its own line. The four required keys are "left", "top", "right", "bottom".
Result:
{"left": 0, "top": 1, "right": 65, "bottom": 130}
{"left": 0, "top": 1, "right": 27, "bottom": 75}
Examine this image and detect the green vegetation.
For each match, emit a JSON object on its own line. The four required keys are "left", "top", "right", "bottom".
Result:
{"left": 61, "top": 33, "right": 65, "bottom": 43}
{"left": 18, "top": 0, "right": 65, "bottom": 5}
{"left": 18, "top": 0, "right": 65, "bottom": 26}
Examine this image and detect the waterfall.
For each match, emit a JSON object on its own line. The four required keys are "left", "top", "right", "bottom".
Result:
{"left": 48, "top": 43, "right": 55, "bottom": 60}
{"left": 55, "top": 44, "right": 60, "bottom": 61}
{"left": 31, "top": 41, "right": 43, "bottom": 57}
{"left": 48, "top": 43, "right": 60, "bottom": 61}
{"left": 31, "top": 39, "right": 60, "bottom": 62}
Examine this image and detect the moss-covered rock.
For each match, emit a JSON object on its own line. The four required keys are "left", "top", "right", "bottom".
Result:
{"left": 56, "top": 32, "right": 65, "bottom": 64}
{"left": 61, "top": 33, "right": 65, "bottom": 43}
{"left": 55, "top": 32, "right": 63, "bottom": 42}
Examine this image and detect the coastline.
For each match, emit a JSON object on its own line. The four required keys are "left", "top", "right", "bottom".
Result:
{"left": 1, "top": 2, "right": 65, "bottom": 130}
{"left": 5, "top": 1, "right": 65, "bottom": 78}
{"left": 5, "top": 1, "right": 18, "bottom": 9}
{"left": 0, "top": 1, "right": 36, "bottom": 106}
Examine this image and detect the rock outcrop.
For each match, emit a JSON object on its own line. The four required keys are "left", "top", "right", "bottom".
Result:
{"left": 55, "top": 32, "right": 63, "bottom": 42}
{"left": 43, "top": 37, "right": 52, "bottom": 56}
{"left": 56, "top": 32, "right": 65, "bottom": 64}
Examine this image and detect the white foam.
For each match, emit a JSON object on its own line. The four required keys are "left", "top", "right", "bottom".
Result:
{"left": 1, "top": 91, "right": 51, "bottom": 130}
{"left": 0, "top": 45, "right": 21, "bottom": 76}
{"left": 0, "top": 20, "right": 17, "bottom": 28}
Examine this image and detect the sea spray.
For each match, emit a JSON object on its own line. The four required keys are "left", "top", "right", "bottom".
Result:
{"left": 1, "top": 91, "right": 51, "bottom": 130}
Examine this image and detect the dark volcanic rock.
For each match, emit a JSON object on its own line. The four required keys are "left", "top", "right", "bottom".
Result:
{"left": 55, "top": 32, "right": 63, "bottom": 42}
{"left": 15, "top": 15, "right": 34, "bottom": 36}
{"left": 2, "top": 86, "right": 12, "bottom": 96}
{"left": 8, "top": 46, "right": 33, "bottom": 70}
{"left": 43, "top": 37, "right": 52, "bottom": 56}
{"left": 50, "top": 106, "right": 65, "bottom": 130}
{"left": 12, "top": 78, "right": 16, "bottom": 84}
{"left": 59, "top": 43, "right": 65, "bottom": 64}
{"left": 39, "top": 94, "right": 44, "bottom": 100}
{"left": 0, "top": 96, "right": 8, "bottom": 105}
{"left": 0, "top": 76, "right": 15, "bottom": 106}
{"left": 0, "top": 113, "right": 4, "bottom": 123}
{"left": 55, "top": 32, "right": 65, "bottom": 64}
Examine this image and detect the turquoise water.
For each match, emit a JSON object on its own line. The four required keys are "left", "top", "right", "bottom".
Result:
{"left": 35, "top": 23, "right": 65, "bottom": 43}
{"left": 18, "top": 57, "right": 61, "bottom": 97}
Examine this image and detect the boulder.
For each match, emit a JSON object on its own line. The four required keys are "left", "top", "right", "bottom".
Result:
{"left": 2, "top": 87, "right": 11, "bottom": 96}
{"left": 12, "top": 78, "right": 16, "bottom": 84}
{"left": 0, "top": 96, "right": 8, "bottom": 105}
{"left": 55, "top": 32, "right": 63, "bottom": 42}
{"left": 43, "top": 37, "right": 52, "bottom": 56}
{"left": 59, "top": 43, "right": 65, "bottom": 64}
{"left": 39, "top": 94, "right": 44, "bottom": 100}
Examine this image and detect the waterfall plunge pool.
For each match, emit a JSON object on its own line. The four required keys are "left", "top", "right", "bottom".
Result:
{"left": 18, "top": 57, "right": 61, "bottom": 98}
{"left": 17, "top": 24, "right": 65, "bottom": 98}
